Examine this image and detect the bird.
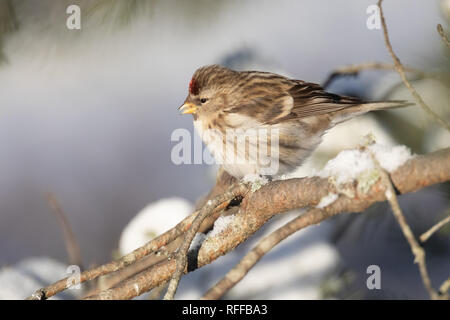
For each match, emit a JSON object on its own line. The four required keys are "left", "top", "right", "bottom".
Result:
{"left": 179, "top": 64, "right": 411, "bottom": 179}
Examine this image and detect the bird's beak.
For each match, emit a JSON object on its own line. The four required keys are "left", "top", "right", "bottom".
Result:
{"left": 178, "top": 102, "right": 198, "bottom": 115}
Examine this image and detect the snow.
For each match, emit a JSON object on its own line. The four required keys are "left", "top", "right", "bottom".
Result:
{"left": 242, "top": 173, "right": 267, "bottom": 184}
{"left": 188, "top": 233, "right": 206, "bottom": 252}
{"left": 0, "top": 257, "right": 80, "bottom": 300}
{"left": 119, "top": 197, "right": 193, "bottom": 255}
{"left": 186, "top": 215, "right": 235, "bottom": 253}
{"left": 316, "top": 193, "right": 339, "bottom": 209}
{"left": 314, "top": 143, "right": 413, "bottom": 185}
{"left": 207, "top": 214, "right": 235, "bottom": 238}
{"left": 242, "top": 173, "right": 269, "bottom": 192}
{"left": 369, "top": 144, "right": 413, "bottom": 172}
{"left": 316, "top": 149, "right": 372, "bottom": 184}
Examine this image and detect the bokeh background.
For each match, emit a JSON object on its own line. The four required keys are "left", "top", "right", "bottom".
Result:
{"left": 0, "top": 0, "right": 449, "bottom": 299}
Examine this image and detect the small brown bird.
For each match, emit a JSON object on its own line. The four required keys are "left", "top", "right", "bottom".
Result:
{"left": 179, "top": 64, "right": 411, "bottom": 178}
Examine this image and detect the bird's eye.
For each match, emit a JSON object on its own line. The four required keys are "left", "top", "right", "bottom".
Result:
{"left": 200, "top": 98, "right": 208, "bottom": 103}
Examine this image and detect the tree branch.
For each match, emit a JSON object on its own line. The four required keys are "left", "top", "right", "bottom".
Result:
{"left": 83, "top": 147, "right": 450, "bottom": 300}
{"left": 420, "top": 214, "right": 450, "bottom": 243}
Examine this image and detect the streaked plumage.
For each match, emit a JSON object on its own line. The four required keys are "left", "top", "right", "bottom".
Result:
{"left": 180, "top": 64, "right": 411, "bottom": 178}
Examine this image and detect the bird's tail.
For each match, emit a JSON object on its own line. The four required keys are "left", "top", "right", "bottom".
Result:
{"left": 333, "top": 100, "right": 414, "bottom": 124}
{"left": 358, "top": 100, "right": 414, "bottom": 112}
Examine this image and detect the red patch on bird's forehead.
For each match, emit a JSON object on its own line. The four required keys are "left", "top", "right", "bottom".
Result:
{"left": 189, "top": 77, "right": 199, "bottom": 95}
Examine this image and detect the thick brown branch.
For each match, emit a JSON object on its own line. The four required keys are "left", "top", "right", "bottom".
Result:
{"left": 84, "top": 148, "right": 450, "bottom": 300}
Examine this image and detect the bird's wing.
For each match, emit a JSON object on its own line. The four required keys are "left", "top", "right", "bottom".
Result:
{"left": 223, "top": 92, "right": 294, "bottom": 126}
{"left": 223, "top": 78, "right": 362, "bottom": 126}
{"left": 287, "top": 80, "right": 362, "bottom": 119}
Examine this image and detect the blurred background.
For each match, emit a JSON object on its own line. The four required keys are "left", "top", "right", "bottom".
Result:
{"left": 0, "top": 0, "right": 449, "bottom": 299}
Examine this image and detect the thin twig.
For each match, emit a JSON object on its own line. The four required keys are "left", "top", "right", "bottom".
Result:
{"left": 322, "top": 61, "right": 429, "bottom": 89}
{"left": 202, "top": 207, "right": 326, "bottom": 300}
{"left": 437, "top": 24, "right": 450, "bottom": 49}
{"left": 420, "top": 214, "right": 450, "bottom": 243}
{"left": 163, "top": 183, "right": 249, "bottom": 300}
{"left": 46, "top": 193, "right": 83, "bottom": 268}
{"left": 378, "top": 0, "right": 450, "bottom": 131}
{"left": 369, "top": 150, "right": 439, "bottom": 300}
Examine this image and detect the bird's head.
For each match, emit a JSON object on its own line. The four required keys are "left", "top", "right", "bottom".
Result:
{"left": 179, "top": 65, "right": 237, "bottom": 119}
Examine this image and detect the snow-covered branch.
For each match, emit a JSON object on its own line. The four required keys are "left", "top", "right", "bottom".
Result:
{"left": 76, "top": 146, "right": 449, "bottom": 300}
